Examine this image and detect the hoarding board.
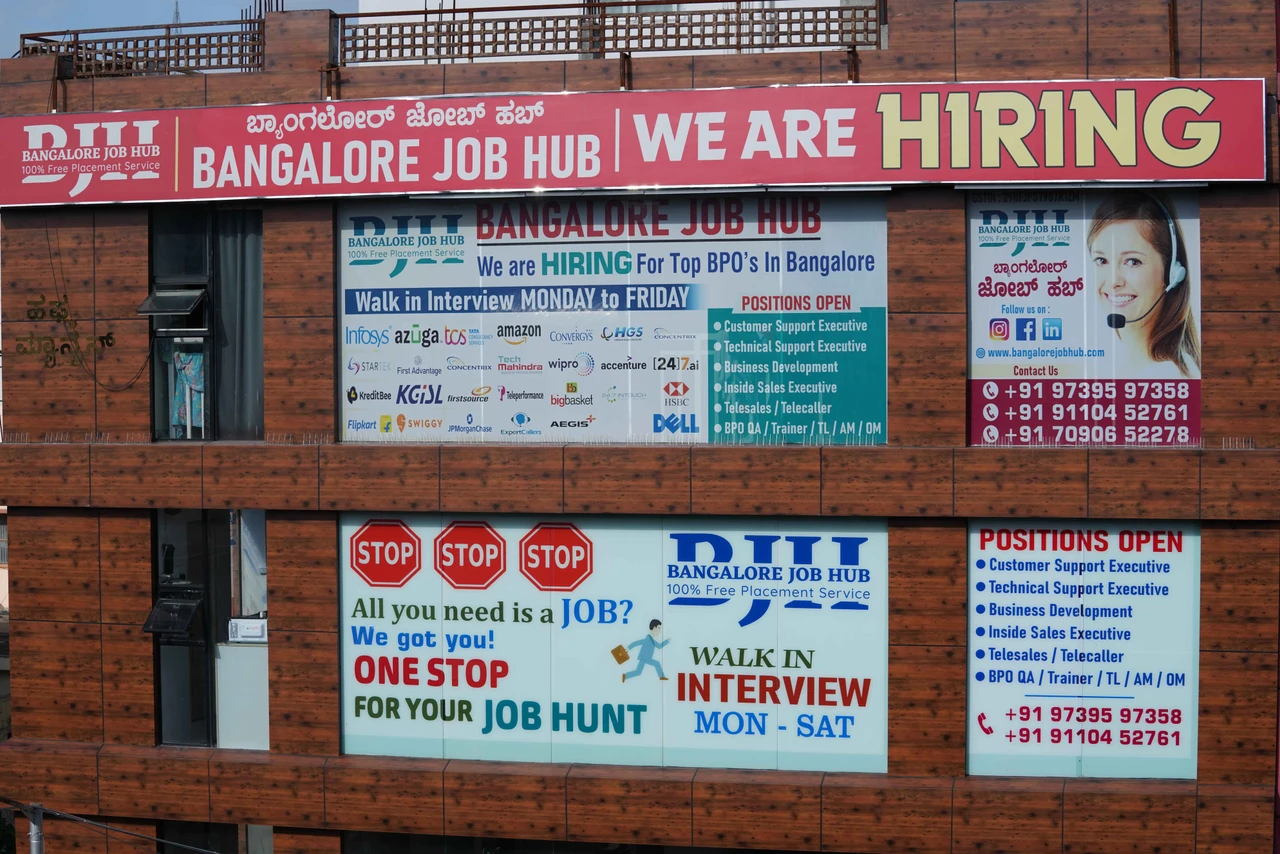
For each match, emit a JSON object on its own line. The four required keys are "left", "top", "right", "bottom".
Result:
{"left": 339, "top": 513, "right": 889, "bottom": 772}
{"left": 967, "top": 521, "right": 1199, "bottom": 779}
{"left": 968, "top": 190, "right": 1201, "bottom": 447}
{"left": 1, "top": 79, "right": 1266, "bottom": 207}
{"left": 339, "top": 195, "right": 888, "bottom": 444}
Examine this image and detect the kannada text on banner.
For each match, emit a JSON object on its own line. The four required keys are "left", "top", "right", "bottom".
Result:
{"left": 1, "top": 80, "right": 1267, "bottom": 206}
{"left": 339, "top": 514, "right": 889, "bottom": 771}
{"left": 968, "top": 190, "right": 1201, "bottom": 447}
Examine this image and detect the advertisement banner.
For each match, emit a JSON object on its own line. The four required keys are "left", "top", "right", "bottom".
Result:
{"left": 968, "top": 190, "right": 1201, "bottom": 447}
{"left": 967, "top": 521, "right": 1199, "bottom": 779}
{"left": 339, "top": 513, "right": 889, "bottom": 772}
{"left": 0, "top": 79, "right": 1266, "bottom": 207}
{"left": 339, "top": 195, "right": 887, "bottom": 444}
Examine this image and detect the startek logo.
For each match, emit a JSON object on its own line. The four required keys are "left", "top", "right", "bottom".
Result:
{"left": 22, "top": 120, "right": 162, "bottom": 197}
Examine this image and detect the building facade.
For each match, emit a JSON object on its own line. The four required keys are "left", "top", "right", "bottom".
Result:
{"left": 0, "top": 2, "right": 1277, "bottom": 852}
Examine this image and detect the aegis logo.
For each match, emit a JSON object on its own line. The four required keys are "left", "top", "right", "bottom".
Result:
{"left": 395, "top": 384, "right": 443, "bottom": 405}
{"left": 22, "top": 119, "right": 161, "bottom": 197}
{"left": 345, "top": 326, "right": 391, "bottom": 348}
{"left": 551, "top": 416, "right": 597, "bottom": 428}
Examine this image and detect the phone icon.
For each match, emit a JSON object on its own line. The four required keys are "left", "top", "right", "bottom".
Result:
{"left": 978, "top": 713, "right": 994, "bottom": 735}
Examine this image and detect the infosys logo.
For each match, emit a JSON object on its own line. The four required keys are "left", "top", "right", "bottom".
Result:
{"left": 345, "top": 325, "right": 390, "bottom": 347}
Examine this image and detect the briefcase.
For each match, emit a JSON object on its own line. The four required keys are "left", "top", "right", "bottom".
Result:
{"left": 610, "top": 644, "right": 630, "bottom": 665}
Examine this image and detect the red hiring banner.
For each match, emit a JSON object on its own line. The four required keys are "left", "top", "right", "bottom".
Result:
{"left": 1, "top": 79, "right": 1265, "bottom": 207}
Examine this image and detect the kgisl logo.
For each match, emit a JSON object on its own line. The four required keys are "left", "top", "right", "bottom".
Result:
{"left": 654, "top": 413, "right": 700, "bottom": 434}
{"left": 988, "top": 318, "right": 1010, "bottom": 341}
{"left": 22, "top": 119, "right": 162, "bottom": 197}
{"left": 345, "top": 325, "right": 391, "bottom": 347}
{"left": 601, "top": 325, "right": 643, "bottom": 341}
{"left": 347, "top": 386, "right": 392, "bottom": 403}
{"left": 396, "top": 383, "right": 443, "bottom": 405}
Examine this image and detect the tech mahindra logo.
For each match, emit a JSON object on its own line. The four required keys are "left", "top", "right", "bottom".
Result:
{"left": 22, "top": 120, "right": 162, "bottom": 197}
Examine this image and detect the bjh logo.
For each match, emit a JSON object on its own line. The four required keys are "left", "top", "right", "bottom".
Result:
{"left": 1042, "top": 318, "right": 1063, "bottom": 340}
{"left": 988, "top": 319, "right": 1010, "bottom": 341}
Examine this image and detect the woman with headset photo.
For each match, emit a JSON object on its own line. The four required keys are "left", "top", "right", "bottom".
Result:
{"left": 1088, "top": 191, "right": 1202, "bottom": 380}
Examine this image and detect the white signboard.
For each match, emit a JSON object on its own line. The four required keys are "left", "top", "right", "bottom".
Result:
{"left": 340, "top": 514, "right": 888, "bottom": 772}
{"left": 338, "top": 195, "right": 888, "bottom": 444}
{"left": 967, "top": 521, "right": 1199, "bottom": 778}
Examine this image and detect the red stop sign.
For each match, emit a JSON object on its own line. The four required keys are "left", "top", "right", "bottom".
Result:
{"left": 433, "top": 521, "right": 507, "bottom": 589}
{"left": 350, "top": 520, "right": 423, "bottom": 588}
{"left": 520, "top": 522, "right": 593, "bottom": 591}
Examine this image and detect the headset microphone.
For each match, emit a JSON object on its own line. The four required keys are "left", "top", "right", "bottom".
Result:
{"left": 1104, "top": 194, "right": 1186, "bottom": 331}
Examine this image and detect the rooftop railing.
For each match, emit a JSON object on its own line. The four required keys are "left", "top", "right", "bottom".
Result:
{"left": 18, "top": 1, "right": 881, "bottom": 78}
{"left": 339, "top": 0, "right": 883, "bottom": 64}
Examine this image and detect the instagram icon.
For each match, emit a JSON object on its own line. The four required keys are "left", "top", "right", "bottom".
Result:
{"left": 988, "top": 318, "right": 1010, "bottom": 340}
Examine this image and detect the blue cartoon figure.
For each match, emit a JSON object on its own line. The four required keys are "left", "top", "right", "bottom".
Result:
{"left": 621, "top": 619, "right": 669, "bottom": 682}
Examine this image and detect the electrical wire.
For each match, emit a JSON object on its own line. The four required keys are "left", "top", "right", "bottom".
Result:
{"left": 0, "top": 797, "right": 219, "bottom": 854}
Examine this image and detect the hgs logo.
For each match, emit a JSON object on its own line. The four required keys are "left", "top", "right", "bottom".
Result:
{"left": 396, "top": 384, "right": 443, "bottom": 405}
{"left": 653, "top": 414, "right": 699, "bottom": 434}
{"left": 601, "top": 325, "right": 643, "bottom": 341}
{"left": 22, "top": 120, "right": 162, "bottom": 198}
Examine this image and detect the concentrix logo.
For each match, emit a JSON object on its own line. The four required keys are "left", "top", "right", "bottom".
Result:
{"left": 396, "top": 384, "right": 443, "bottom": 405}
{"left": 653, "top": 414, "right": 699, "bottom": 434}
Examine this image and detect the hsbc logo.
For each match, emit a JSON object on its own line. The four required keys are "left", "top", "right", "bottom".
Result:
{"left": 664, "top": 382, "right": 689, "bottom": 396}
{"left": 22, "top": 120, "right": 162, "bottom": 198}
{"left": 396, "top": 383, "right": 443, "bottom": 405}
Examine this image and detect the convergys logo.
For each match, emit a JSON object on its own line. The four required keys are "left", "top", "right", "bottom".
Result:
{"left": 22, "top": 120, "right": 162, "bottom": 198}
{"left": 548, "top": 353, "right": 594, "bottom": 376}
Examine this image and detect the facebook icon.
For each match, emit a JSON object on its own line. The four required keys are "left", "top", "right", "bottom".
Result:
{"left": 1015, "top": 318, "right": 1036, "bottom": 341}
{"left": 1042, "top": 318, "right": 1063, "bottom": 340}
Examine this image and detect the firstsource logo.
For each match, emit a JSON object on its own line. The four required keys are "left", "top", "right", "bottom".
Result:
{"left": 345, "top": 326, "right": 390, "bottom": 347}
{"left": 988, "top": 318, "right": 1010, "bottom": 341}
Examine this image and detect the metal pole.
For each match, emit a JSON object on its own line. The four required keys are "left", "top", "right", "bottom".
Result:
{"left": 26, "top": 803, "right": 44, "bottom": 854}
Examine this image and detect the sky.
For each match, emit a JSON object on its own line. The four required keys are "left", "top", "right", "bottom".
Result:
{"left": 0, "top": 0, "right": 357, "bottom": 58}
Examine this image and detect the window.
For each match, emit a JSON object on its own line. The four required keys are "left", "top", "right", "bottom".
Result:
{"left": 146, "top": 207, "right": 263, "bottom": 441}
{"left": 157, "top": 821, "right": 239, "bottom": 854}
{"left": 148, "top": 510, "right": 269, "bottom": 747}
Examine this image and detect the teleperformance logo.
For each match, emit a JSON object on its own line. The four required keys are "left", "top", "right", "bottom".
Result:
{"left": 547, "top": 353, "right": 594, "bottom": 376}
{"left": 498, "top": 386, "right": 545, "bottom": 402}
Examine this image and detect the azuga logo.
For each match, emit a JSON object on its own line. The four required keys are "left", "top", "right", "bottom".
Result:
{"left": 396, "top": 384, "right": 443, "bottom": 405}
{"left": 653, "top": 414, "right": 700, "bottom": 434}
{"left": 601, "top": 325, "right": 643, "bottom": 341}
